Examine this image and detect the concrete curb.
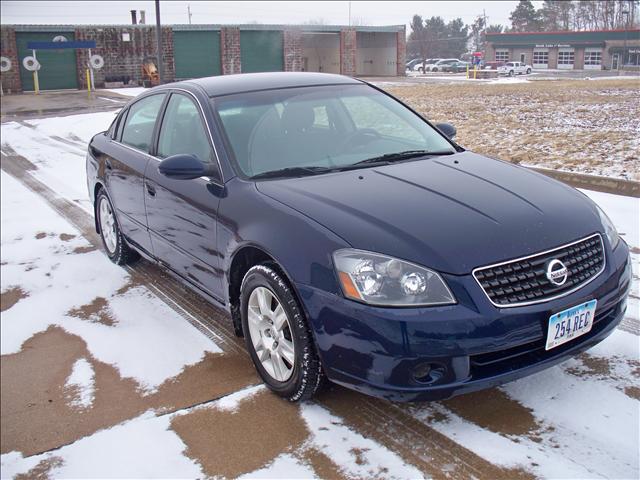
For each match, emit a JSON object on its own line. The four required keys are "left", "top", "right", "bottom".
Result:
{"left": 528, "top": 167, "right": 640, "bottom": 198}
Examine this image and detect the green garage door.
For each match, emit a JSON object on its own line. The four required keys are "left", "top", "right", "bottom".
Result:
{"left": 16, "top": 32, "right": 78, "bottom": 91}
{"left": 174, "top": 30, "right": 221, "bottom": 79}
{"left": 240, "top": 31, "right": 283, "bottom": 73}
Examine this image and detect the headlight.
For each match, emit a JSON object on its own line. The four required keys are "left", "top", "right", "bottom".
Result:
{"left": 333, "top": 249, "right": 456, "bottom": 307}
{"left": 596, "top": 205, "right": 620, "bottom": 249}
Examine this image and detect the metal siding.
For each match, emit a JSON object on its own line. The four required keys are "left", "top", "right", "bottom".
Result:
{"left": 240, "top": 30, "right": 284, "bottom": 73}
{"left": 173, "top": 30, "right": 221, "bottom": 79}
{"left": 16, "top": 31, "right": 78, "bottom": 90}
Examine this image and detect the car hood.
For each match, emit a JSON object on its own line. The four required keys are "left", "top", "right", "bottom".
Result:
{"left": 256, "top": 152, "right": 602, "bottom": 275}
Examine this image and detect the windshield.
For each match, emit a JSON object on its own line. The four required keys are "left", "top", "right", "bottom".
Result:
{"left": 213, "top": 84, "right": 455, "bottom": 178}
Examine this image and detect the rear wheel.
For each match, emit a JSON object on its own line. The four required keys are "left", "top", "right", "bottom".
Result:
{"left": 96, "top": 189, "right": 139, "bottom": 265}
{"left": 526, "top": 68, "right": 532, "bottom": 74}
{"left": 241, "top": 264, "right": 323, "bottom": 402}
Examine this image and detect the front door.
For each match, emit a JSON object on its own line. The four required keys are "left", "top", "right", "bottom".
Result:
{"left": 520, "top": 53, "right": 526, "bottom": 64}
{"left": 107, "top": 93, "right": 166, "bottom": 253}
{"left": 612, "top": 53, "right": 619, "bottom": 70}
{"left": 144, "top": 92, "right": 225, "bottom": 300}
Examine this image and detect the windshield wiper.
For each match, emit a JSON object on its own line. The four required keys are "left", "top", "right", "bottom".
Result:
{"left": 352, "top": 149, "right": 456, "bottom": 166}
{"left": 251, "top": 166, "right": 331, "bottom": 180}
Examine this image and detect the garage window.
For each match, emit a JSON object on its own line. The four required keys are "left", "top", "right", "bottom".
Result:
{"left": 558, "top": 50, "right": 574, "bottom": 65}
{"left": 495, "top": 50, "right": 509, "bottom": 62}
{"left": 533, "top": 51, "right": 549, "bottom": 66}
{"left": 585, "top": 51, "right": 602, "bottom": 66}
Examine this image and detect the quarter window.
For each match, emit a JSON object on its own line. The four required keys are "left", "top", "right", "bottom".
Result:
{"left": 120, "top": 94, "right": 165, "bottom": 152}
{"left": 495, "top": 50, "right": 509, "bottom": 62}
{"left": 157, "top": 94, "right": 214, "bottom": 164}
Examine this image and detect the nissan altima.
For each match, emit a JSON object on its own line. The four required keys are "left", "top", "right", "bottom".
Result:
{"left": 86, "top": 72, "right": 632, "bottom": 402}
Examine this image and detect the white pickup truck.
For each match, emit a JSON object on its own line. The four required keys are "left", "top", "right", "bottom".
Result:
{"left": 497, "top": 61, "right": 532, "bottom": 76}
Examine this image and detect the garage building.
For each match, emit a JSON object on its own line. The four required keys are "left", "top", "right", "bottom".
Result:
{"left": 0, "top": 23, "right": 406, "bottom": 93}
{"left": 485, "top": 29, "right": 640, "bottom": 71}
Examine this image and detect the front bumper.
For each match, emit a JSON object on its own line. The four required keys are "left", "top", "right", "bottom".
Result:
{"left": 297, "top": 241, "right": 632, "bottom": 402}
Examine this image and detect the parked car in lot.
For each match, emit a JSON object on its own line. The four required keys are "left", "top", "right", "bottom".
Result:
{"left": 498, "top": 61, "right": 533, "bottom": 76}
{"left": 429, "top": 58, "right": 460, "bottom": 72}
{"left": 445, "top": 61, "right": 472, "bottom": 73}
{"left": 87, "top": 72, "right": 631, "bottom": 402}
{"left": 413, "top": 58, "right": 439, "bottom": 73}
{"left": 405, "top": 58, "right": 423, "bottom": 71}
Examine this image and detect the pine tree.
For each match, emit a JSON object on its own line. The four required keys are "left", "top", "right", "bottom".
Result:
{"left": 509, "top": 0, "right": 542, "bottom": 31}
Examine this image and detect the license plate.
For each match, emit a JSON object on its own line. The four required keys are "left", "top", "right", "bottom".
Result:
{"left": 545, "top": 299, "right": 597, "bottom": 350}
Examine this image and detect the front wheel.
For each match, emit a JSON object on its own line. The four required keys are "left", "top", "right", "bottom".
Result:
{"left": 241, "top": 265, "right": 324, "bottom": 402}
{"left": 526, "top": 68, "right": 532, "bottom": 74}
{"left": 509, "top": 70, "right": 514, "bottom": 77}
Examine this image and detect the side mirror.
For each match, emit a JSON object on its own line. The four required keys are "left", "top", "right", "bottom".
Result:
{"left": 435, "top": 122, "right": 456, "bottom": 139}
{"left": 158, "top": 154, "right": 217, "bottom": 180}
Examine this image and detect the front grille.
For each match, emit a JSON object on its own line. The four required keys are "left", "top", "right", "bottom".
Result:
{"left": 473, "top": 234, "right": 605, "bottom": 307}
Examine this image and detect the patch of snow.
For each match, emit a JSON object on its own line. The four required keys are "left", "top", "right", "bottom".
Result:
{"left": 103, "top": 87, "right": 148, "bottom": 98}
{"left": 64, "top": 358, "right": 96, "bottom": 410}
{"left": 212, "top": 384, "right": 265, "bottom": 413}
{"left": 0, "top": 411, "right": 204, "bottom": 479}
{"left": 300, "top": 403, "right": 425, "bottom": 480}
{"left": 238, "top": 453, "right": 316, "bottom": 479}
{"left": 1, "top": 171, "right": 221, "bottom": 393}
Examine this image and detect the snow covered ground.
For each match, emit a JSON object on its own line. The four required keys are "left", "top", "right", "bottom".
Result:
{"left": 1, "top": 99, "right": 638, "bottom": 479}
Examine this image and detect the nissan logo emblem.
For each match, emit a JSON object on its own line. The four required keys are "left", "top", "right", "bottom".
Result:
{"left": 546, "top": 259, "right": 569, "bottom": 286}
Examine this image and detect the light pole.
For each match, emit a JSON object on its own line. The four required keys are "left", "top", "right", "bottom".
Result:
{"left": 155, "top": 0, "right": 164, "bottom": 84}
{"left": 622, "top": 9, "right": 629, "bottom": 73}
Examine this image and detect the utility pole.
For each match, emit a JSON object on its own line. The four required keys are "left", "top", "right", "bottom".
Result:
{"left": 348, "top": 1, "right": 351, "bottom": 27}
{"left": 188, "top": 4, "right": 192, "bottom": 24}
{"left": 155, "top": 0, "right": 164, "bottom": 84}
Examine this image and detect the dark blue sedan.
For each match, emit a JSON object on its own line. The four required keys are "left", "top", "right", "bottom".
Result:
{"left": 86, "top": 72, "right": 632, "bottom": 402}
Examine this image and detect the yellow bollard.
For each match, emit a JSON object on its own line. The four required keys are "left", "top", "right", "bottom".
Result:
{"left": 466, "top": 64, "right": 469, "bottom": 79}
{"left": 33, "top": 70, "right": 40, "bottom": 94}
{"left": 473, "top": 65, "right": 477, "bottom": 80}
{"left": 86, "top": 68, "right": 91, "bottom": 98}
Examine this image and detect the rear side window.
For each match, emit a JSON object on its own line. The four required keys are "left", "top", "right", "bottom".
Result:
{"left": 157, "top": 94, "right": 214, "bottom": 164}
{"left": 121, "top": 94, "right": 165, "bottom": 152}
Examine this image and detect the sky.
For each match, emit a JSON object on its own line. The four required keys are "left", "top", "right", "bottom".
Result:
{"left": 1, "top": 1, "right": 523, "bottom": 30}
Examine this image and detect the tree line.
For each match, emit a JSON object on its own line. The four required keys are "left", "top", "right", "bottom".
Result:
{"left": 408, "top": 0, "right": 639, "bottom": 60}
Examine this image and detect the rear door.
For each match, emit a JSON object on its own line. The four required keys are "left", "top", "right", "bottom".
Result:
{"left": 107, "top": 93, "right": 166, "bottom": 253}
{"left": 144, "top": 91, "right": 225, "bottom": 299}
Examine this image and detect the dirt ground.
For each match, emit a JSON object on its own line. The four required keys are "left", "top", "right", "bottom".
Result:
{"left": 388, "top": 79, "right": 640, "bottom": 181}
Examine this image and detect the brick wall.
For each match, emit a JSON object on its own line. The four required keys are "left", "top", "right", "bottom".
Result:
{"left": 220, "top": 27, "right": 241, "bottom": 75}
{"left": 284, "top": 29, "right": 302, "bottom": 72}
{"left": 340, "top": 28, "right": 356, "bottom": 76}
{"left": 396, "top": 27, "right": 406, "bottom": 76}
{"left": 0, "top": 26, "right": 21, "bottom": 93}
{"left": 75, "top": 26, "right": 174, "bottom": 88}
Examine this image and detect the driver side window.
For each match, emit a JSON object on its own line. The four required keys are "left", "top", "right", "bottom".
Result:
{"left": 157, "top": 94, "right": 214, "bottom": 164}
{"left": 340, "top": 95, "right": 423, "bottom": 143}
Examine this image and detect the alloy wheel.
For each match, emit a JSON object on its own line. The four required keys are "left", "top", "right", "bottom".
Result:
{"left": 99, "top": 197, "right": 117, "bottom": 253}
{"left": 247, "top": 286, "right": 296, "bottom": 382}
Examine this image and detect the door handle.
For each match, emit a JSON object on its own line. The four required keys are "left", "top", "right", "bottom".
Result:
{"left": 146, "top": 182, "right": 156, "bottom": 197}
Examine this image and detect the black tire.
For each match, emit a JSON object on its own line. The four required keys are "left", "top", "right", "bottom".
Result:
{"left": 95, "top": 189, "right": 139, "bottom": 265}
{"left": 240, "top": 264, "right": 324, "bottom": 402}
{"left": 432, "top": 67, "right": 438, "bottom": 72}
{"left": 509, "top": 70, "right": 514, "bottom": 76}
{"left": 526, "top": 68, "right": 532, "bottom": 74}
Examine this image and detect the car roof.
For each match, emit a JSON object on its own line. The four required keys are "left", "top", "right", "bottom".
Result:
{"left": 168, "top": 72, "right": 363, "bottom": 98}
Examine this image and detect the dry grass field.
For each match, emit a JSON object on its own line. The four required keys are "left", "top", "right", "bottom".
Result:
{"left": 388, "top": 79, "right": 640, "bottom": 180}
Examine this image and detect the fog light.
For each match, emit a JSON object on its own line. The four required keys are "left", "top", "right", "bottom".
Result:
{"left": 413, "top": 363, "right": 432, "bottom": 383}
{"left": 413, "top": 362, "right": 446, "bottom": 384}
